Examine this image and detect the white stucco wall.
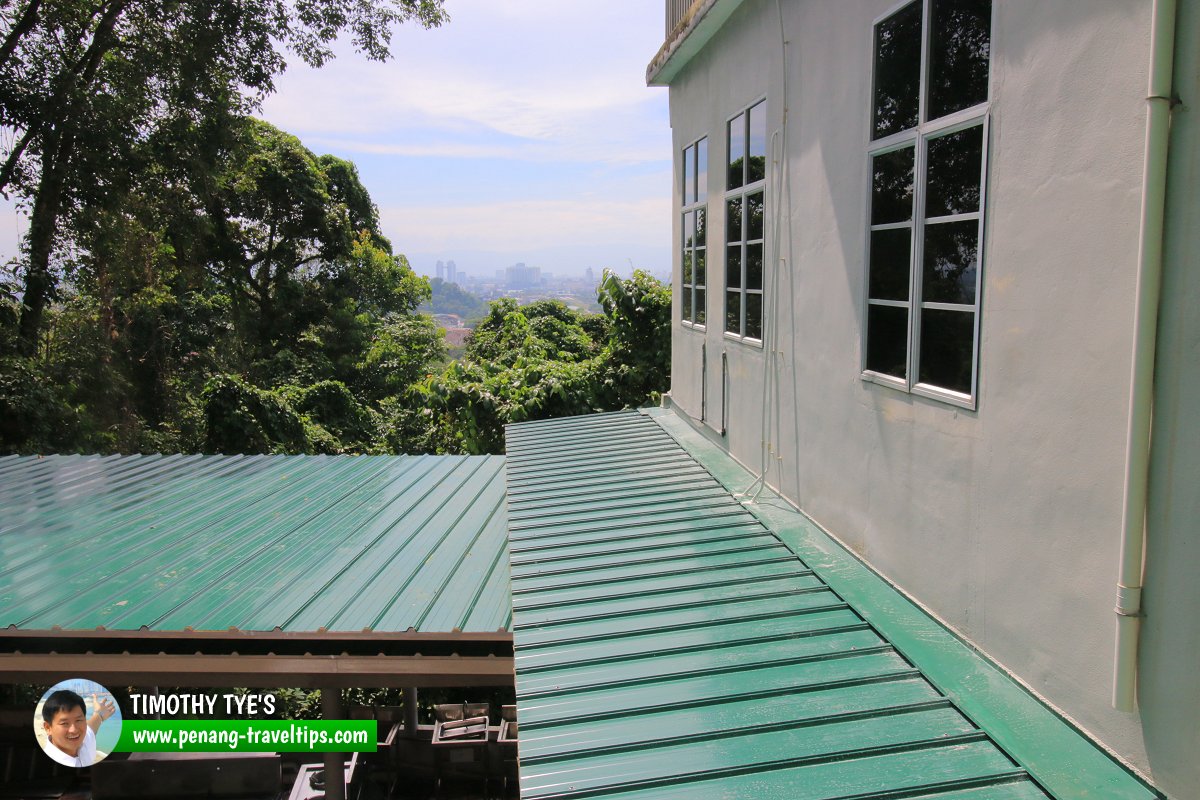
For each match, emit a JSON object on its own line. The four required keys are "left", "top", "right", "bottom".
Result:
{"left": 664, "top": 0, "right": 1197, "bottom": 794}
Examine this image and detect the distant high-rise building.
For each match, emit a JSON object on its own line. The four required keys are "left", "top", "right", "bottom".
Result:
{"left": 585, "top": 267, "right": 595, "bottom": 285}
{"left": 446, "top": 260, "right": 458, "bottom": 285}
{"left": 505, "top": 262, "right": 542, "bottom": 289}
{"left": 435, "top": 260, "right": 445, "bottom": 282}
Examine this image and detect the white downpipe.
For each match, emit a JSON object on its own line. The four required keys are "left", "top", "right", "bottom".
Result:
{"left": 1113, "top": 0, "right": 1178, "bottom": 713}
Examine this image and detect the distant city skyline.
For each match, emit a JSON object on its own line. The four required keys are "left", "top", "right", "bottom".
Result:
{"left": 414, "top": 250, "right": 661, "bottom": 283}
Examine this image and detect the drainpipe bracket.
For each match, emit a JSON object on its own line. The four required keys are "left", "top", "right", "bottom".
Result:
{"left": 1115, "top": 584, "right": 1144, "bottom": 616}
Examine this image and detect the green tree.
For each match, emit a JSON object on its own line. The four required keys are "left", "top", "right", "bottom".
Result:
{"left": 598, "top": 268, "right": 672, "bottom": 407}
{"left": 1, "top": 0, "right": 447, "bottom": 353}
{"left": 417, "top": 274, "right": 671, "bottom": 455}
{"left": 0, "top": 115, "right": 442, "bottom": 456}
{"left": 422, "top": 277, "right": 490, "bottom": 320}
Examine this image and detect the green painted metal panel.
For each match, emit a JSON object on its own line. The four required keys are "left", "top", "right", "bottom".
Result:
{"left": 0, "top": 454, "right": 511, "bottom": 634}
{"left": 650, "top": 408, "right": 1164, "bottom": 799}
{"left": 505, "top": 411, "right": 1055, "bottom": 799}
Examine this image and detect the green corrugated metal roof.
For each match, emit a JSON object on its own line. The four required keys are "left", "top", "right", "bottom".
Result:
{"left": 0, "top": 453, "right": 511, "bottom": 634}
{"left": 504, "top": 411, "right": 1157, "bottom": 800}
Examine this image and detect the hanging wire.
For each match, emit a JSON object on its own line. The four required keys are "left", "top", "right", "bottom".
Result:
{"left": 738, "top": 0, "right": 791, "bottom": 505}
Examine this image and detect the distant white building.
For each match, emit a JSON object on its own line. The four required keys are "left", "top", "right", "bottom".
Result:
{"left": 434, "top": 259, "right": 460, "bottom": 285}
{"left": 650, "top": 1, "right": 1199, "bottom": 796}
{"left": 506, "top": 262, "right": 542, "bottom": 289}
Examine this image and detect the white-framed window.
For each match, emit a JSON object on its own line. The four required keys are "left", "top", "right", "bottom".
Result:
{"left": 863, "top": 0, "right": 991, "bottom": 408}
{"left": 681, "top": 137, "right": 708, "bottom": 327}
{"left": 724, "top": 100, "right": 766, "bottom": 341}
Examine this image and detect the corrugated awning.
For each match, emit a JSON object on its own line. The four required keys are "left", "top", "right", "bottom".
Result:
{"left": 0, "top": 453, "right": 514, "bottom": 687}
{"left": 504, "top": 411, "right": 1156, "bottom": 800}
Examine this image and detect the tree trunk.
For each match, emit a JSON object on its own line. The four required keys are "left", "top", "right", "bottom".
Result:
{"left": 17, "top": 123, "right": 73, "bottom": 356}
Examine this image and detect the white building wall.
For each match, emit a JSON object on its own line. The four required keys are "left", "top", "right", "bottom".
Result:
{"left": 665, "top": 0, "right": 1197, "bottom": 793}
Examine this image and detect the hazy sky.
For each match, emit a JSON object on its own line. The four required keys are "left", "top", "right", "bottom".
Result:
{"left": 0, "top": 1, "right": 672, "bottom": 279}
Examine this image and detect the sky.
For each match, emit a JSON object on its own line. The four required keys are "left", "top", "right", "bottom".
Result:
{"left": 0, "top": 1, "right": 672, "bottom": 280}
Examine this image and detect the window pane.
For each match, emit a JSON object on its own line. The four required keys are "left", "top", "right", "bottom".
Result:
{"left": 922, "top": 219, "right": 978, "bottom": 304}
{"left": 929, "top": 0, "right": 991, "bottom": 120}
{"left": 683, "top": 250, "right": 693, "bottom": 286}
{"left": 866, "top": 304, "right": 909, "bottom": 378}
{"left": 747, "top": 192, "right": 764, "bottom": 240}
{"left": 726, "top": 197, "right": 743, "bottom": 243}
{"left": 728, "top": 113, "right": 746, "bottom": 189}
{"left": 696, "top": 208, "right": 706, "bottom": 247}
{"left": 684, "top": 210, "right": 694, "bottom": 249}
{"left": 682, "top": 286, "right": 693, "bottom": 323}
{"left": 746, "top": 293, "right": 763, "bottom": 339}
{"left": 684, "top": 144, "right": 695, "bottom": 204}
{"left": 925, "top": 125, "right": 983, "bottom": 217}
{"left": 871, "top": 146, "right": 916, "bottom": 225}
{"left": 695, "top": 288, "right": 706, "bottom": 325}
{"left": 697, "top": 138, "right": 708, "bottom": 201}
{"left": 695, "top": 250, "right": 706, "bottom": 287}
{"left": 747, "top": 243, "right": 763, "bottom": 290}
{"left": 726, "top": 245, "right": 742, "bottom": 289}
{"left": 748, "top": 101, "right": 767, "bottom": 184}
{"left": 873, "top": 1, "right": 922, "bottom": 139}
{"left": 919, "top": 308, "right": 975, "bottom": 393}
{"left": 726, "top": 291, "right": 741, "bottom": 333}
{"left": 869, "top": 228, "right": 911, "bottom": 301}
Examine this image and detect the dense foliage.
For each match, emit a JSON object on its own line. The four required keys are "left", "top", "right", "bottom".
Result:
{"left": 421, "top": 277, "right": 490, "bottom": 321}
{"left": 0, "top": 0, "right": 448, "bottom": 354}
{"left": 0, "top": 116, "right": 445, "bottom": 455}
{"left": 419, "top": 271, "right": 671, "bottom": 454}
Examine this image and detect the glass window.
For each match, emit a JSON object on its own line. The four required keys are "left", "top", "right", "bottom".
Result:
{"left": 925, "top": 126, "right": 983, "bottom": 217}
{"left": 872, "top": 1, "right": 922, "bottom": 139}
{"left": 748, "top": 102, "right": 767, "bottom": 184}
{"left": 681, "top": 138, "right": 708, "bottom": 326}
{"left": 727, "top": 113, "right": 746, "bottom": 190}
{"left": 928, "top": 0, "right": 992, "bottom": 120}
{"left": 865, "top": 0, "right": 991, "bottom": 404}
{"left": 725, "top": 101, "right": 767, "bottom": 341}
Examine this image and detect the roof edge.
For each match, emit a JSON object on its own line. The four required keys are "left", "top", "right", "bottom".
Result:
{"left": 646, "top": 0, "right": 747, "bottom": 87}
{"left": 0, "top": 652, "right": 515, "bottom": 689}
{"left": 644, "top": 406, "right": 1164, "bottom": 800}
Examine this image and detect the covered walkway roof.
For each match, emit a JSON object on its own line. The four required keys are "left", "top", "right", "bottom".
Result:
{"left": 504, "top": 411, "right": 1157, "bottom": 800}
{"left": 0, "top": 453, "right": 513, "bottom": 687}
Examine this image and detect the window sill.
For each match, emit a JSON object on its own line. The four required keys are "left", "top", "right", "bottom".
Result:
{"left": 861, "top": 371, "right": 977, "bottom": 411}
{"left": 723, "top": 331, "right": 764, "bottom": 349}
{"left": 681, "top": 321, "right": 707, "bottom": 333}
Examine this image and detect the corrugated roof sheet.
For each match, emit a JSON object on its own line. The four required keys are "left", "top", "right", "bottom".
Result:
{"left": 504, "top": 411, "right": 1054, "bottom": 799}
{"left": 0, "top": 453, "right": 511, "bottom": 634}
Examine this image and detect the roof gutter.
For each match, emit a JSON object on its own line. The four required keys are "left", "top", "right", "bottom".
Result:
{"left": 647, "top": 0, "right": 747, "bottom": 86}
{"left": 1113, "top": 0, "right": 1179, "bottom": 712}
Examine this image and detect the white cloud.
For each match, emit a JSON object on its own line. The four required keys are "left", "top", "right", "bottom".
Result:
{"left": 261, "top": 0, "right": 670, "bottom": 165}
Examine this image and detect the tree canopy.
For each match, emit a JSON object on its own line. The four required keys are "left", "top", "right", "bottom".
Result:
{"left": 417, "top": 270, "right": 671, "bottom": 455}
{"left": 0, "top": 0, "right": 447, "bottom": 353}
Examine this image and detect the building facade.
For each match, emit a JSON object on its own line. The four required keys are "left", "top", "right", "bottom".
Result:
{"left": 650, "top": 1, "right": 1199, "bottom": 796}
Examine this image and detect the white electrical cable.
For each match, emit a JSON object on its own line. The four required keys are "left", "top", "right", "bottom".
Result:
{"left": 739, "top": 0, "right": 790, "bottom": 504}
